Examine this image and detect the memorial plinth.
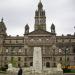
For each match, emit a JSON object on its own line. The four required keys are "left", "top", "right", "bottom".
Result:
{"left": 33, "top": 47, "right": 42, "bottom": 72}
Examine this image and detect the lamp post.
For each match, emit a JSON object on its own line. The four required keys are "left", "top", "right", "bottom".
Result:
{"left": 52, "top": 45, "right": 56, "bottom": 67}
{"left": 64, "top": 48, "right": 67, "bottom": 66}
{"left": 59, "top": 47, "right": 69, "bottom": 67}
{"left": 64, "top": 48, "right": 69, "bottom": 67}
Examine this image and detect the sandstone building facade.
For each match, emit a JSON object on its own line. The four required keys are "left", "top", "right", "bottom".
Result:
{"left": 0, "top": 1, "right": 75, "bottom": 68}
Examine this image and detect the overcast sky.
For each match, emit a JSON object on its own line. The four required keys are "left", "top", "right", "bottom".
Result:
{"left": 0, "top": 0, "right": 75, "bottom": 36}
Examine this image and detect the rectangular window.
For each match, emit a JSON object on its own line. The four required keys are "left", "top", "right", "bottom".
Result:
{"left": 18, "top": 57, "right": 21, "bottom": 61}
{"left": 60, "top": 57, "right": 62, "bottom": 61}
{"left": 10, "top": 40, "right": 11, "bottom": 43}
{"left": 11, "top": 47, "right": 15, "bottom": 52}
{"left": 5, "top": 57, "right": 7, "bottom": 60}
{"left": 24, "top": 63, "right": 27, "bottom": 67}
{"left": 73, "top": 47, "right": 75, "bottom": 53}
{"left": 67, "top": 57, "right": 69, "bottom": 61}
{"left": 53, "top": 63, "right": 56, "bottom": 67}
{"left": 16, "top": 40, "right": 18, "bottom": 43}
{"left": 25, "top": 49, "right": 27, "bottom": 55}
{"left": 11, "top": 57, "right": 14, "bottom": 61}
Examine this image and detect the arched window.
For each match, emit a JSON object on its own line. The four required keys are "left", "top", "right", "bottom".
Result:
{"left": 30, "top": 62, "right": 33, "bottom": 66}
{"left": 53, "top": 63, "right": 56, "bottom": 67}
{"left": 60, "top": 57, "right": 62, "bottom": 61}
{"left": 73, "top": 47, "right": 75, "bottom": 53}
{"left": 46, "top": 62, "right": 50, "bottom": 68}
{"left": 18, "top": 63, "right": 21, "bottom": 67}
{"left": 18, "top": 57, "right": 21, "bottom": 61}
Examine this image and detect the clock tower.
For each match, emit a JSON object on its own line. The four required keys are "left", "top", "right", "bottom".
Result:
{"left": 34, "top": 1, "right": 46, "bottom": 31}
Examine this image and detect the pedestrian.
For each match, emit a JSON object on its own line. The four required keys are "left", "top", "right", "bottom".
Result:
{"left": 18, "top": 67, "right": 23, "bottom": 75}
